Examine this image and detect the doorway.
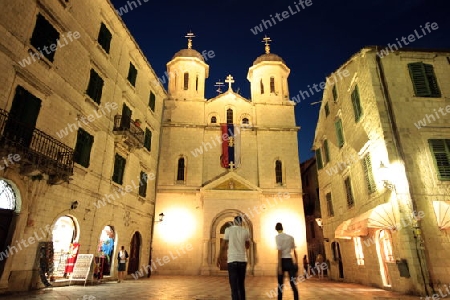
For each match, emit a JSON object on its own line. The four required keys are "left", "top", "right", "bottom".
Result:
{"left": 331, "top": 242, "right": 344, "bottom": 278}
{"left": 97, "top": 225, "right": 115, "bottom": 277}
{"left": 376, "top": 230, "right": 393, "bottom": 287}
{"left": 128, "top": 231, "right": 141, "bottom": 275}
{"left": 0, "top": 179, "right": 18, "bottom": 278}
{"left": 218, "top": 221, "right": 232, "bottom": 270}
{"left": 51, "top": 216, "right": 78, "bottom": 279}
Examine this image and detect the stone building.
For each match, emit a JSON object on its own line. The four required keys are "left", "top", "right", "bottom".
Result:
{"left": 0, "top": 0, "right": 164, "bottom": 292}
{"left": 300, "top": 157, "right": 325, "bottom": 272}
{"left": 313, "top": 46, "right": 450, "bottom": 296}
{"left": 151, "top": 39, "right": 306, "bottom": 276}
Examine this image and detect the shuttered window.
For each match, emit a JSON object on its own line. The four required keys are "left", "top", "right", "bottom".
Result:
{"left": 148, "top": 92, "right": 156, "bottom": 111}
{"left": 144, "top": 128, "right": 152, "bottom": 151}
{"left": 332, "top": 85, "right": 338, "bottom": 102}
{"left": 362, "top": 154, "right": 376, "bottom": 193}
{"left": 344, "top": 177, "right": 355, "bottom": 208}
{"left": 97, "top": 23, "right": 112, "bottom": 53}
{"left": 127, "top": 62, "right": 138, "bottom": 87}
{"left": 324, "top": 102, "right": 330, "bottom": 117}
{"left": 139, "top": 171, "right": 147, "bottom": 197}
{"left": 323, "top": 139, "right": 330, "bottom": 164}
{"left": 408, "top": 62, "right": 441, "bottom": 97}
{"left": 351, "top": 85, "right": 363, "bottom": 122}
{"left": 326, "top": 192, "right": 334, "bottom": 217}
{"left": 316, "top": 148, "right": 323, "bottom": 170}
{"left": 112, "top": 154, "right": 126, "bottom": 184}
{"left": 86, "top": 69, "right": 104, "bottom": 104}
{"left": 30, "top": 14, "right": 60, "bottom": 62}
{"left": 335, "top": 119, "right": 344, "bottom": 148}
{"left": 429, "top": 139, "right": 450, "bottom": 180}
{"left": 73, "top": 129, "right": 94, "bottom": 168}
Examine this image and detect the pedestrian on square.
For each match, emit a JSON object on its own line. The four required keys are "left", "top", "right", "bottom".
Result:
{"left": 303, "top": 254, "right": 309, "bottom": 275}
{"left": 275, "top": 222, "right": 299, "bottom": 300}
{"left": 315, "top": 253, "right": 324, "bottom": 279}
{"left": 117, "top": 245, "right": 129, "bottom": 283}
{"left": 217, "top": 216, "right": 250, "bottom": 300}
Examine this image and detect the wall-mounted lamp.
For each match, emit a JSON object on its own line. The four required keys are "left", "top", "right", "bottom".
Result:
{"left": 379, "top": 162, "right": 395, "bottom": 190}
{"left": 315, "top": 218, "right": 323, "bottom": 228}
{"left": 70, "top": 201, "right": 78, "bottom": 210}
{"left": 155, "top": 212, "right": 164, "bottom": 222}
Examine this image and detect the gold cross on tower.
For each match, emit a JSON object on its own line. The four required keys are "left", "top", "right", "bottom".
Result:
{"left": 185, "top": 31, "right": 195, "bottom": 49}
{"left": 262, "top": 35, "right": 272, "bottom": 54}
{"left": 225, "top": 74, "right": 235, "bottom": 91}
{"left": 228, "top": 161, "right": 235, "bottom": 171}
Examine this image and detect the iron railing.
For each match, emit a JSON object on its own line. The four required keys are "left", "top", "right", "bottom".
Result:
{"left": 113, "top": 115, "right": 145, "bottom": 147}
{"left": 0, "top": 109, "right": 74, "bottom": 181}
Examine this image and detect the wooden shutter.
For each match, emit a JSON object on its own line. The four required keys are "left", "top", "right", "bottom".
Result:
{"left": 335, "top": 119, "right": 344, "bottom": 147}
{"left": 362, "top": 154, "right": 376, "bottom": 193}
{"left": 351, "top": 85, "right": 363, "bottom": 121}
{"left": 316, "top": 148, "right": 323, "bottom": 170}
{"left": 429, "top": 139, "right": 450, "bottom": 180}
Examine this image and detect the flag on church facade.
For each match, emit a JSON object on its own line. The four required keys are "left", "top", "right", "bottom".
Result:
{"left": 220, "top": 124, "right": 241, "bottom": 169}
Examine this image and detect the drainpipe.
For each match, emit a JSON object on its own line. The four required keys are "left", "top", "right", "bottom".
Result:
{"left": 375, "top": 50, "right": 432, "bottom": 296}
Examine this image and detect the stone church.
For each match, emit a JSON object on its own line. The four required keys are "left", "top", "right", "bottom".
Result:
{"left": 151, "top": 37, "right": 306, "bottom": 276}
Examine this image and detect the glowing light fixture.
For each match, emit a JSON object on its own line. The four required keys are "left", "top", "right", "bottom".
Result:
{"left": 155, "top": 212, "right": 165, "bottom": 222}
{"left": 315, "top": 218, "right": 323, "bottom": 228}
{"left": 379, "top": 162, "right": 395, "bottom": 190}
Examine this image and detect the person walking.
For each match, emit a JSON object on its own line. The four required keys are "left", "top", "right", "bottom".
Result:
{"left": 275, "top": 222, "right": 299, "bottom": 300}
{"left": 315, "top": 253, "right": 324, "bottom": 279}
{"left": 117, "top": 245, "right": 129, "bottom": 283}
{"left": 217, "top": 216, "right": 250, "bottom": 300}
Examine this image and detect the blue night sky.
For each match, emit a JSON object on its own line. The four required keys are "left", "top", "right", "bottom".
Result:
{"left": 110, "top": 0, "right": 450, "bottom": 163}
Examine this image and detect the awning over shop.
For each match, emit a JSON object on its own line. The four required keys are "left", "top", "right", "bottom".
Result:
{"left": 334, "top": 219, "right": 352, "bottom": 239}
{"left": 346, "top": 203, "right": 397, "bottom": 236}
{"left": 433, "top": 200, "right": 450, "bottom": 230}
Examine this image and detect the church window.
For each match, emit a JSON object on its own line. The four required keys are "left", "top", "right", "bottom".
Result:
{"left": 31, "top": 14, "right": 60, "bottom": 62}
{"left": 270, "top": 77, "right": 275, "bottom": 93}
{"left": 177, "top": 157, "right": 185, "bottom": 181}
{"left": 211, "top": 116, "right": 217, "bottom": 124}
{"left": 195, "top": 75, "right": 199, "bottom": 91}
{"left": 226, "top": 109, "right": 233, "bottom": 124}
{"left": 127, "top": 62, "right": 138, "bottom": 87}
{"left": 97, "top": 23, "right": 112, "bottom": 54}
{"left": 139, "top": 171, "right": 147, "bottom": 197}
{"left": 73, "top": 128, "right": 94, "bottom": 168}
{"left": 112, "top": 154, "right": 126, "bottom": 184}
{"left": 86, "top": 69, "right": 104, "bottom": 104}
{"left": 242, "top": 118, "right": 249, "bottom": 125}
{"left": 183, "top": 72, "right": 189, "bottom": 90}
{"left": 275, "top": 160, "right": 282, "bottom": 184}
{"left": 260, "top": 79, "right": 264, "bottom": 94}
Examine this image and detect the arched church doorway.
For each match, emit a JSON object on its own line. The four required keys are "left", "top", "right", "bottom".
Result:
{"left": 218, "top": 221, "right": 232, "bottom": 270}
{"left": 51, "top": 215, "right": 79, "bottom": 279}
{"left": 128, "top": 231, "right": 141, "bottom": 274}
{"left": 96, "top": 225, "right": 115, "bottom": 279}
{"left": 376, "top": 230, "right": 393, "bottom": 287}
{"left": 0, "top": 179, "right": 19, "bottom": 278}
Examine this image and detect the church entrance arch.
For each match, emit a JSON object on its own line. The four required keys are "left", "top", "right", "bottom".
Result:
{"left": 210, "top": 210, "right": 254, "bottom": 274}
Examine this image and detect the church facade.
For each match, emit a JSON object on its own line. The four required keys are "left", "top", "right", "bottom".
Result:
{"left": 151, "top": 40, "right": 306, "bottom": 276}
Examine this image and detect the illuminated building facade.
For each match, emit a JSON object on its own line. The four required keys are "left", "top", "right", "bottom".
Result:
{"left": 313, "top": 47, "right": 450, "bottom": 296}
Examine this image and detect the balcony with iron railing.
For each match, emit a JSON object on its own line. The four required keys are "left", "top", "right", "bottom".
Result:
{"left": 113, "top": 115, "right": 144, "bottom": 148}
{"left": 0, "top": 109, "right": 74, "bottom": 184}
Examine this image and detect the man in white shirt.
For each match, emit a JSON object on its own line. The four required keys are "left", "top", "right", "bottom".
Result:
{"left": 275, "top": 222, "right": 299, "bottom": 300}
{"left": 217, "top": 216, "right": 250, "bottom": 300}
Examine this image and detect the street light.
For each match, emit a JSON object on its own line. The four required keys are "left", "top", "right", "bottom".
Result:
{"left": 155, "top": 212, "right": 164, "bottom": 222}
{"left": 379, "top": 162, "right": 395, "bottom": 190}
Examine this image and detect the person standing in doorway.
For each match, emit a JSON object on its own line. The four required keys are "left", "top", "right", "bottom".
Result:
{"left": 275, "top": 222, "right": 299, "bottom": 300}
{"left": 117, "top": 245, "right": 129, "bottom": 283}
{"left": 315, "top": 253, "right": 324, "bottom": 279}
{"left": 217, "top": 216, "right": 250, "bottom": 300}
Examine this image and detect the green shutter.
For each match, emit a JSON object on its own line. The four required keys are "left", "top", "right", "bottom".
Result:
{"left": 98, "top": 23, "right": 112, "bottom": 53}
{"left": 335, "top": 119, "right": 344, "bottom": 148}
{"left": 144, "top": 128, "right": 152, "bottom": 151}
{"left": 323, "top": 139, "right": 330, "bottom": 163}
{"left": 424, "top": 64, "right": 441, "bottom": 97}
{"left": 74, "top": 129, "right": 93, "bottom": 168}
{"left": 408, "top": 62, "right": 431, "bottom": 97}
{"left": 149, "top": 92, "right": 156, "bottom": 111}
{"left": 345, "top": 177, "right": 354, "bottom": 207}
{"left": 112, "top": 154, "right": 126, "bottom": 184}
{"left": 332, "top": 85, "right": 338, "bottom": 102}
{"left": 86, "top": 69, "right": 104, "bottom": 104}
{"left": 429, "top": 139, "right": 450, "bottom": 180}
{"left": 316, "top": 148, "right": 323, "bottom": 170}
{"left": 139, "top": 171, "right": 147, "bottom": 197}
{"left": 362, "top": 154, "right": 376, "bottom": 193}
{"left": 324, "top": 102, "right": 330, "bottom": 117}
{"left": 127, "top": 63, "right": 138, "bottom": 87}
{"left": 351, "top": 85, "right": 363, "bottom": 122}
{"left": 326, "top": 193, "right": 334, "bottom": 217}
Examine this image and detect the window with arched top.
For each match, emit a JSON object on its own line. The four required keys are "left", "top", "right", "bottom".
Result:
{"left": 275, "top": 160, "right": 283, "bottom": 184}
{"left": 270, "top": 77, "right": 275, "bottom": 93}
{"left": 183, "top": 72, "right": 189, "bottom": 90}
{"left": 195, "top": 75, "right": 199, "bottom": 91}
{"left": 260, "top": 79, "right": 264, "bottom": 94}
{"left": 211, "top": 116, "right": 217, "bottom": 124}
{"left": 227, "top": 109, "right": 233, "bottom": 124}
{"left": 177, "top": 157, "right": 185, "bottom": 181}
{"left": 242, "top": 118, "right": 249, "bottom": 124}
{"left": 0, "top": 180, "right": 16, "bottom": 210}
